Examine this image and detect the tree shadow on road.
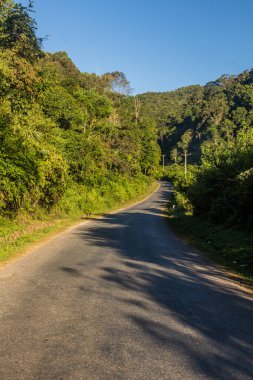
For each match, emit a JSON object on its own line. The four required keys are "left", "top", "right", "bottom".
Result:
{"left": 67, "top": 185, "right": 253, "bottom": 379}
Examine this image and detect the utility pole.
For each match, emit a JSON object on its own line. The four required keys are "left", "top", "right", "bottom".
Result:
{"left": 162, "top": 154, "right": 166, "bottom": 171}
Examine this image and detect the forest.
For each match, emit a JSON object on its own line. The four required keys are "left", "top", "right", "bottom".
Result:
{"left": 1, "top": 1, "right": 253, "bottom": 274}
{"left": 141, "top": 73, "right": 253, "bottom": 232}
{"left": 0, "top": 1, "right": 160, "bottom": 223}
{"left": 139, "top": 74, "right": 253, "bottom": 274}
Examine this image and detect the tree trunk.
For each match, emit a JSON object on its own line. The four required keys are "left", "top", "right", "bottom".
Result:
{"left": 184, "top": 151, "right": 187, "bottom": 179}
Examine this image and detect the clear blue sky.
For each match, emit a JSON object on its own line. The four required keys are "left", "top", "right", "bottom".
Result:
{"left": 21, "top": 0, "right": 253, "bottom": 94}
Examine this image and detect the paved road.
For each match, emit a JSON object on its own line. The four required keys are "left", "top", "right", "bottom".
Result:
{"left": 0, "top": 182, "right": 253, "bottom": 380}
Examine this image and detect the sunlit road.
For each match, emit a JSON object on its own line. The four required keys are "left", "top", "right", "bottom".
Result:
{"left": 0, "top": 182, "right": 252, "bottom": 380}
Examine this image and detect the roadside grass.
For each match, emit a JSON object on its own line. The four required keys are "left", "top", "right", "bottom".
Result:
{"left": 0, "top": 179, "right": 158, "bottom": 265}
{"left": 0, "top": 217, "right": 73, "bottom": 264}
{"left": 167, "top": 207, "right": 253, "bottom": 287}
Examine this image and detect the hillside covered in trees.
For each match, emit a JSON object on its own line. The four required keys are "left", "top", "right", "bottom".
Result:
{"left": 0, "top": 0, "right": 160, "bottom": 224}
{"left": 1, "top": 1, "right": 253, "bottom": 274}
{"left": 138, "top": 73, "right": 253, "bottom": 274}
{"left": 140, "top": 72, "right": 253, "bottom": 230}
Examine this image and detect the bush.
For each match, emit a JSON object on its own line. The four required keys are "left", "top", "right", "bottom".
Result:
{"left": 56, "top": 174, "right": 152, "bottom": 218}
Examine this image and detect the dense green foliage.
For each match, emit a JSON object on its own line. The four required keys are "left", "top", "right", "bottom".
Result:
{"left": 140, "top": 73, "right": 253, "bottom": 235}
{"left": 1, "top": 1, "right": 252, "bottom": 275}
{"left": 0, "top": 1, "right": 160, "bottom": 220}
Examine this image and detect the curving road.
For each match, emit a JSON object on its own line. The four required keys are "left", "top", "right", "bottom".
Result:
{"left": 0, "top": 182, "right": 253, "bottom": 380}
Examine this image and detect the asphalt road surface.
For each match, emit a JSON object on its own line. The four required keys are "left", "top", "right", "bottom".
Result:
{"left": 0, "top": 182, "right": 253, "bottom": 380}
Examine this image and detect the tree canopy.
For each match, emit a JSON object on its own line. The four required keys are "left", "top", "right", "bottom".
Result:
{"left": 139, "top": 70, "right": 253, "bottom": 231}
{"left": 0, "top": 1, "right": 160, "bottom": 216}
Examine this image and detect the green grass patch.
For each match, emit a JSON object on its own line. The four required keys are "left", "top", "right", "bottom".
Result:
{"left": 0, "top": 176, "right": 157, "bottom": 264}
{"left": 168, "top": 208, "right": 253, "bottom": 286}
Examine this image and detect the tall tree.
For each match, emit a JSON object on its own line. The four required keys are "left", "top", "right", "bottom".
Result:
{"left": 178, "top": 130, "right": 193, "bottom": 179}
{"left": 0, "top": 0, "right": 43, "bottom": 62}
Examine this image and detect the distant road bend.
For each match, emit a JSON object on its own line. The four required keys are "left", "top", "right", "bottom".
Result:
{"left": 0, "top": 182, "right": 253, "bottom": 380}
